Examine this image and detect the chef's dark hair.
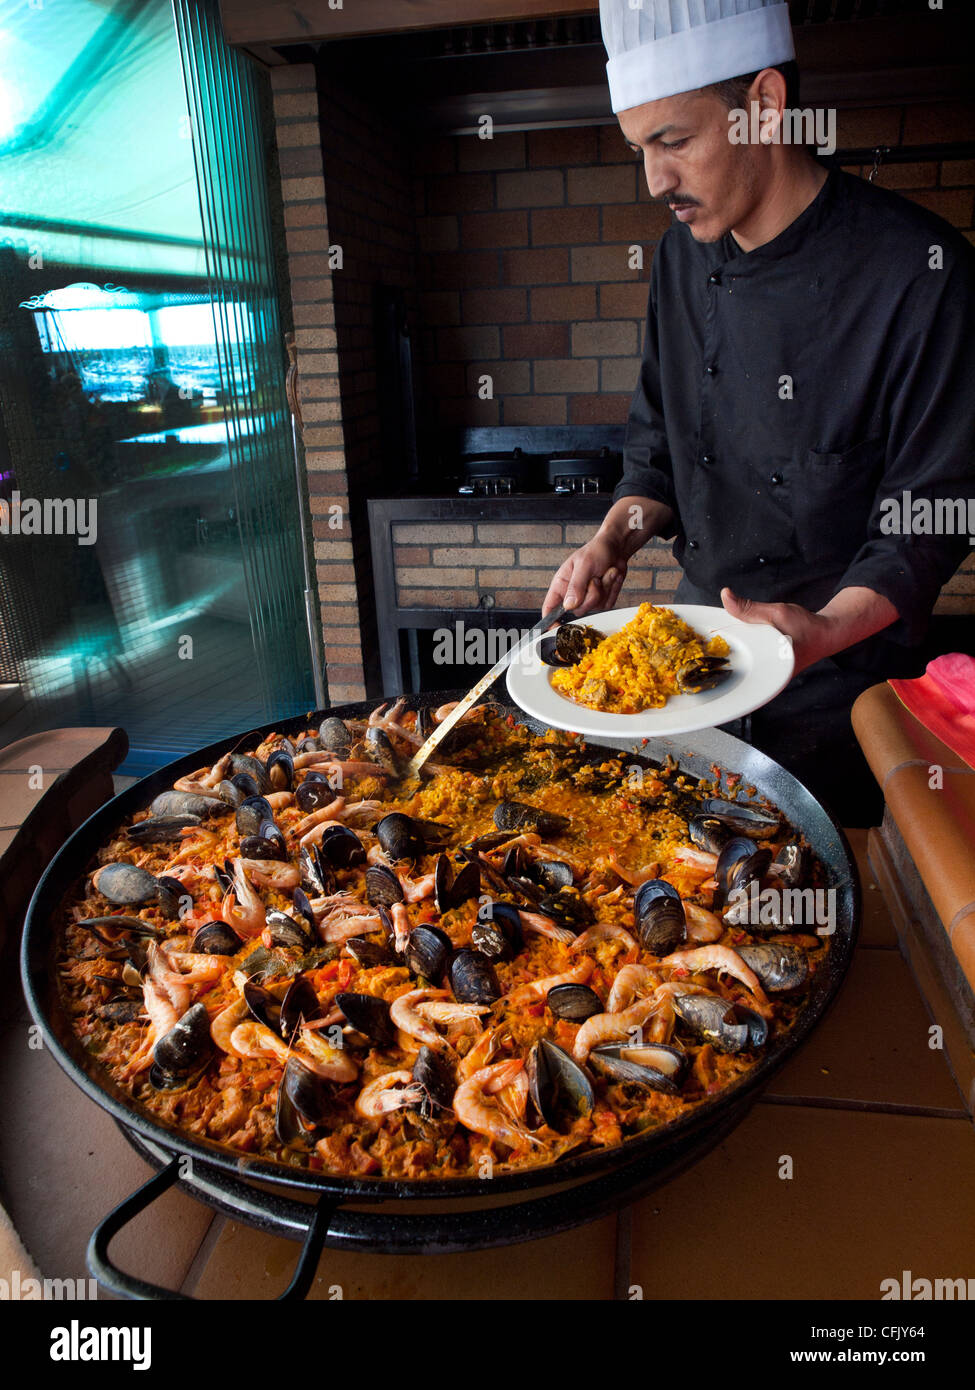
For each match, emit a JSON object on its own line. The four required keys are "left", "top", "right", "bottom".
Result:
{"left": 706, "top": 60, "right": 800, "bottom": 115}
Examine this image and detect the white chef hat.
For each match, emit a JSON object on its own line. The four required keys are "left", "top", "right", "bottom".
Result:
{"left": 600, "top": 0, "right": 796, "bottom": 113}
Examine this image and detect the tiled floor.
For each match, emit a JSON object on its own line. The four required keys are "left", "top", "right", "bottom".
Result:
{"left": 2, "top": 828, "right": 972, "bottom": 1300}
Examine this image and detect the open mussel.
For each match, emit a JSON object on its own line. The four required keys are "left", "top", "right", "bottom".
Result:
{"left": 126, "top": 814, "right": 202, "bottom": 844}
{"left": 405, "top": 924, "right": 452, "bottom": 982}
{"left": 215, "top": 779, "right": 246, "bottom": 808}
{"left": 493, "top": 800, "right": 570, "bottom": 837}
{"left": 193, "top": 920, "right": 240, "bottom": 955}
{"left": 673, "top": 992, "right": 768, "bottom": 1053}
{"left": 688, "top": 814, "right": 734, "bottom": 855}
{"left": 538, "top": 886, "right": 592, "bottom": 932}
{"left": 770, "top": 841, "right": 809, "bottom": 889}
{"left": 365, "top": 864, "right": 404, "bottom": 908}
{"left": 344, "top": 936, "right": 395, "bottom": 968}
{"left": 449, "top": 948, "right": 501, "bottom": 1005}
{"left": 244, "top": 980, "right": 282, "bottom": 1033}
{"left": 527, "top": 1038, "right": 594, "bottom": 1129}
{"left": 264, "top": 909, "right": 314, "bottom": 951}
{"left": 239, "top": 820, "right": 288, "bottom": 862}
{"left": 280, "top": 976, "right": 322, "bottom": 1038}
{"left": 150, "top": 1002, "right": 213, "bottom": 1088}
{"left": 411, "top": 1045, "right": 454, "bottom": 1116}
{"left": 736, "top": 943, "right": 809, "bottom": 992}
{"left": 276, "top": 1056, "right": 331, "bottom": 1145}
{"left": 547, "top": 983, "right": 603, "bottom": 1022}
{"left": 375, "top": 813, "right": 423, "bottom": 861}
{"left": 698, "top": 798, "right": 781, "bottom": 839}
{"left": 299, "top": 844, "right": 334, "bottom": 896}
{"left": 295, "top": 780, "right": 340, "bottom": 813}
{"left": 434, "top": 854, "right": 480, "bottom": 912}
{"left": 365, "top": 727, "right": 401, "bottom": 776}
{"left": 633, "top": 879, "right": 686, "bottom": 955}
{"left": 714, "top": 837, "right": 772, "bottom": 910}
{"left": 236, "top": 795, "right": 275, "bottom": 838}
{"left": 471, "top": 901, "right": 524, "bottom": 962}
{"left": 539, "top": 622, "right": 604, "bottom": 668}
{"left": 670, "top": 654, "right": 731, "bottom": 694}
{"left": 317, "top": 824, "right": 366, "bottom": 868}
{"left": 230, "top": 753, "right": 271, "bottom": 794}
{"left": 82, "top": 914, "right": 162, "bottom": 946}
{"left": 589, "top": 1042, "right": 687, "bottom": 1094}
{"left": 336, "top": 992, "right": 396, "bottom": 1046}
{"left": 266, "top": 749, "right": 294, "bottom": 791}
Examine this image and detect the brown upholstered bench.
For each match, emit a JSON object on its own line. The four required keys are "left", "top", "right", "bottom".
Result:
{"left": 852, "top": 684, "right": 975, "bottom": 1115}
{"left": 0, "top": 727, "right": 129, "bottom": 953}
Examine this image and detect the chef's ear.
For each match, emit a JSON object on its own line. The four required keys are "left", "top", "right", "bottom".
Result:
{"left": 751, "top": 68, "right": 787, "bottom": 145}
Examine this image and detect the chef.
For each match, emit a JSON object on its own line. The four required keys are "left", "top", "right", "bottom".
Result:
{"left": 543, "top": 0, "right": 975, "bottom": 824}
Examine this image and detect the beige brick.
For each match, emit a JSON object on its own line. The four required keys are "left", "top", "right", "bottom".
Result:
{"left": 437, "top": 326, "right": 501, "bottom": 360}
{"left": 326, "top": 663, "right": 365, "bottom": 684}
{"left": 489, "top": 588, "right": 550, "bottom": 608}
{"left": 872, "top": 162, "right": 938, "bottom": 190}
{"left": 477, "top": 523, "right": 562, "bottom": 543}
{"left": 319, "top": 605, "right": 360, "bottom": 625}
{"left": 300, "top": 375, "right": 341, "bottom": 400}
{"left": 299, "top": 351, "right": 339, "bottom": 374}
{"left": 497, "top": 169, "right": 564, "bottom": 208}
{"left": 322, "top": 645, "right": 362, "bottom": 664}
{"left": 933, "top": 595, "right": 975, "bottom": 615}
{"left": 572, "top": 320, "right": 638, "bottom": 356}
{"left": 398, "top": 588, "right": 478, "bottom": 608}
{"left": 465, "top": 360, "right": 530, "bottom": 394}
{"left": 603, "top": 201, "right": 672, "bottom": 241}
{"left": 328, "top": 683, "right": 368, "bottom": 702}
{"left": 562, "top": 523, "right": 600, "bottom": 545}
{"left": 531, "top": 285, "right": 598, "bottom": 321}
{"left": 272, "top": 92, "right": 319, "bottom": 120}
{"left": 303, "top": 425, "right": 345, "bottom": 448}
{"left": 944, "top": 573, "right": 975, "bottom": 593}
{"left": 534, "top": 358, "right": 598, "bottom": 393}
{"left": 304, "top": 451, "right": 346, "bottom": 474}
{"left": 572, "top": 245, "right": 641, "bottom": 283}
{"left": 393, "top": 545, "right": 430, "bottom": 565}
{"left": 653, "top": 568, "right": 684, "bottom": 588}
{"left": 518, "top": 546, "right": 573, "bottom": 567}
{"left": 312, "top": 540, "right": 353, "bottom": 560}
{"left": 601, "top": 356, "right": 642, "bottom": 392}
{"left": 503, "top": 323, "right": 568, "bottom": 357}
{"left": 276, "top": 121, "right": 321, "bottom": 148}
{"left": 285, "top": 227, "right": 332, "bottom": 255}
{"left": 474, "top": 567, "right": 550, "bottom": 589}
{"left": 398, "top": 566, "right": 475, "bottom": 586}
{"left": 393, "top": 523, "right": 474, "bottom": 544}
{"left": 599, "top": 125, "right": 635, "bottom": 164}
{"left": 527, "top": 127, "right": 598, "bottom": 168}
{"left": 317, "top": 583, "right": 358, "bottom": 601}
{"left": 568, "top": 165, "right": 636, "bottom": 205}
{"left": 457, "top": 131, "right": 526, "bottom": 172}
{"left": 281, "top": 176, "right": 326, "bottom": 202}
{"left": 435, "top": 546, "right": 513, "bottom": 566}
{"left": 426, "top": 172, "right": 494, "bottom": 215}
{"left": 502, "top": 396, "right": 567, "bottom": 425}
{"left": 302, "top": 399, "right": 342, "bottom": 423}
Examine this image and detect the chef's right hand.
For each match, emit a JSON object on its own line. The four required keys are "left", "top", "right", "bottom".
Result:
{"left": 543, "top": 535, "right": 627, "bottom": 618}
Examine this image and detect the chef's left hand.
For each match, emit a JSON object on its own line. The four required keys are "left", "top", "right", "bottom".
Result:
{"left": 720, "top": 585, "right": 900, "bottom": 676}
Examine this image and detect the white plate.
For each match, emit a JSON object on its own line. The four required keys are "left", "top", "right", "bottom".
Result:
{"left": 505, "top": 604, "right": 795, "bottom": 739}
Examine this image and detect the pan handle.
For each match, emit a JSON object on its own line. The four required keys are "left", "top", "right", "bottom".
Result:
{"left": 87, "top": 1158, "right": 337, "bottom": 1300}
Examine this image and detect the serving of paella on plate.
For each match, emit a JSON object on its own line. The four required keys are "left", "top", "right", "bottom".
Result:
{"left": 55, "top": 701, "right": 829, "bottom": 1181}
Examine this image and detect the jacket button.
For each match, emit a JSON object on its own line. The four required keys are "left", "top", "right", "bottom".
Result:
{"left": 708, "top": 272, "right": 721, "bottom": 286}
{"left": 757, "top": 555, "right": 768, "bottom": 566}
{"left": 770, "top": 472, "right": 783, "bottom": 486}
{"left": 702, "top": 454, "right": 715, "bottom": 467}
{"left": 688, "top": 539, "right": 699, "bottom": 550}
{"left": 705, "top": 363, "right": 717, "bottom": 375}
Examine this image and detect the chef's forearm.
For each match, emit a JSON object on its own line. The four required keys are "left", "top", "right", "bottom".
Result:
{"left": 815, "top": 586, "right": 900, "bottom": 659}
{"left": 598, "top": 495, "right": 676, "bottom": 561}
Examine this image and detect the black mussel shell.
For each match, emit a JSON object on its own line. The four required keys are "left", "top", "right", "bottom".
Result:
{"left": 533, "top": 860, "right": 574, "bottom": 891}
{"left": 412, "top": 1044, "right": 454, "bottom": 1115}
{"left": 239, "top": 826, "right": 289, "bottom": 863}
{"left": 126, "top": 814, "right": 201, "bottom": 844}
{"left": 152, "top": 1002, "right": 213, "bottom": 1076}
{"left": 633, "top": 878, "right": 686, "bottom": 954}
{"left": 280, "top": 975, "right": 322, "bottom": 1039}
{"left": 292, "top": 887, "right": 317, "bottom": 933}
{"left": 344, "top": 936, "right": 395, "bottom": 968}
{"left": 230, "top": 772, "right": 261, "bottom": 799}
{"left": 365, "top": 864, "right": 404, "bottom": 907}
{"left": 449, "top": 948, "right": 501, "bottom": 1005}
{"left": 97, "top": 999, "right": 145, "bottom": 1024}
{"left": 317, "top": 824, "right": 366, "bottom": 868}
{"left": 538, "top": 887, "right": 592, "bottom": 931}
{"left": 231, "top": 753, "right": 271, "bottom": 794}
{"left": 93, "top": 863, "right": 161, "bottom": 907}
{"left": 295, "top": 780, "right": 340, "bottom": 813}
{"left": 672, "top": 993, "right": 768, "bottom": 1053}
{"left": 493, "top": 800, "right": 570, "bottom": 837}
{"left": 588, "top": 1042, "right": 686, "bottom": 1093}
{"left": 527, "top": 1038, "right": 594, "bottom": 1129}
{"left": 264, "top": 909, "right": 314, "bottom": 951}
{"left": 405, "top": 925, "right": 452, "bottom": 982}
{"left": 698, "top": 798, "right": 780, "bottom": 839}
{"left": 772, "top": 841, "right": 809, "bottom": 889}
{"left": 688, "top": 814, "right": 734, "bottom": 855}
{"left": 434, "top": 854, "right": 480, "bottom": 913}
{"left": 319, "top": 716, "right": 352, "bottom": 758}
{"left": 299, "top": 845, "right": 333, "bottom": 897}
{"left": 365, "top": 726, "right": 401, "bottom": 776}
{"left": 193, "top": 920, "right": 240, "bottom": 955}
{"left": 154, "top": 875, "right": 185, "bottom": 920}
{"left": 375, "top": 812, "right": 423, "bottom": 861}
{"left": 267, "top": 749, "right": 294, "bottom": 790}
{"left": 214, "top": 859, "right": 235, "bottom": 895}
{"left": 236, "top": 795, "right": 275, "bottom": 838}
{"left": 276, "top": 1056, "right": 330, "bottom": 1144}
{"left": 737, "top": 943, "right": 809, "bottom": 992}
{"left": 244, "top": 980, "right": 282, "bottom": 1032}
{"left": 555, "top": 622, "right": 603, "bottom": 664}
{"left": 150, "top": 790, "right": 217, "bottom": 819}
{"left": 714, "top": 837, "right": 772, "bottom": 909}
{"left": 84, "top": 915, "right": 162, "bottom": 944}
{"left": 297, "top": 736, "right": 322, "bottom": 753}
{"left": 336, "top": 991, "right": 396, "bottom": 1045}
{"left": 471, "top": 901, "right": 524, "bottom": 962}
{"left": 413, "top": 818, "right": 453, "bottom": 849}
{"left": 547, "top": 982, "right": 603, "bottom": 1022}
{"left": 216, "top": 779, "right": 246, "bottom": 808}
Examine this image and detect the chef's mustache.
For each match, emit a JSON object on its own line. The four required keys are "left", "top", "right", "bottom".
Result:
{"left": 663, "top": 195, "right": 700, "bottom": 208}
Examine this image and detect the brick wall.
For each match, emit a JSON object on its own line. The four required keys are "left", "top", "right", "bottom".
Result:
{"left": 269, "top": 73, "right": 975, "bottom": 701}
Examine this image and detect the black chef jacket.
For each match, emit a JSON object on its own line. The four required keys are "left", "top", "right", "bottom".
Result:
{"left": 615, "top": 166, "right": 975, "bottom": 670}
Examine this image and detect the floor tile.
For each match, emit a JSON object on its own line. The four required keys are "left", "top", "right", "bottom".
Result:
{"left": 628, "top": 1103, "right": 975, "bottom": 1300}
{"left": 766, "top": 947, "right": 967, "bottom": 1113}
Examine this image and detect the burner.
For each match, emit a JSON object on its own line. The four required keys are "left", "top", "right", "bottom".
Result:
{"left": 457, "top": 447, "right": 539, "bottom": 495}
{"left": 544, "top": 448, "right": 621, "bottom": 494}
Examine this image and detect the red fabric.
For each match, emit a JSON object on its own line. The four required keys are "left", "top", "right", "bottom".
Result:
{"left": 889, "top": 654, "right": 975, "bottom": 770}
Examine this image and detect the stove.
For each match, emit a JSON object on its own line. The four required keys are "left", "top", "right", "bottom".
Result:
{"left": 442, "top": 427, "right": 625, "bottom": 498}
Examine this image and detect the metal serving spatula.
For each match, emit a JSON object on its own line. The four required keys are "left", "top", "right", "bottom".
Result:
{"left": 402, "top": 603, "right": 574, "bottom": 781}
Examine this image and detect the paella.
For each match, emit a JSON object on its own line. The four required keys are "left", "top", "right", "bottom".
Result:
{"left": 545, "top": 603, "right": 731, "bottom": 713}
{"left": 55, "top": 700, "right": 829, "bottom": 1180}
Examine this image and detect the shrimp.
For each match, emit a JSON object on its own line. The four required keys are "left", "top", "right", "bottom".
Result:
{"left": 400, "top": 871, "right": 436, "bottom": 903}
{"left": 490, "top": 1064, "right": 529, "bottom": 1125}
{"left": 211, "top": 996, "right": 249, "bottom": 1054}
{"left": 506, "top": 955, "right": 594, "bottom": 1005}
{"left": 146, "top": 941, "right": 190, "bottom": 1016}
{"left": 299, "top": 818, "right": 346, "bottom": 850}
{"left": 672, "top": 846, "right": 719, "bottom": 874}
{"left": 683, "top": 902, "right": 724, "bottom": 944}
{"left": 265, "top": 791, "right": 294, "bottom": 811}
{"left": 240, "top": 859, "right": 300, "bottom": 891}
{"left": 295, "top": 797, "right": 346, "bottom": 838}
{"left": 355, "top": 1070, "right": 422, "bottom": 1118}
{"left": 173, "top": 751, "right": 232, "bottom": 799}
{"left": 457, "top": 1024, "right": 509, "bottom": 1080}
{"left": 390, "top": 902, "right": 411, "bottom": 954}
{"left": 221, "top": 859, "right": 266, "bottom": 939}
{"left": 389, "top": 988, "right": 450, "bottom": 1050}
{"left": 517, "top": 910, "right": 576, "bottom": 945}
{"left": 452, "top": 1060, "right": 542, "bottom": 1153}
{"left": 167, "top": 951, "right": 229, "bottom": 984}
{"left": 607, "top": 964, "right": 659, "bottom": 1012}
{"left": 658, "top": 944, "right": 772, "bottom": 1016}
{"left": 229, "top": 1020, "right": 357, "bottom": 1082}
{"left": 572, "top": 985, "right": 710, "bottom": 1062}
{"left": 606, "top": 851, "right": 660, "bottom": 887}
{"left": 318, "top": 912, "right": 384, "bottom": 944}
{"left": 119, "top": 977, "right": 177, "bottom": 1080}
{"left": 570, "top": 922, "right": 637, "bottom": 953}
{"left": 416, "top": 1000, "right": 491, "bottom": 1027}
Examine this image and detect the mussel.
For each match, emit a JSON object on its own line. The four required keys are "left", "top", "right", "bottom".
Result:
{"left": 319, "top": 716, "right": 352, "bottom": 759}
{"left": 688, "top": 814, "right": 734, "bottom": 855}
{"left": 236, "top": 795, "right": 275, "bottom": 838}
{"left": 527, "top": 1038, "right": 594, "bottom": 1129}
{"left": 336, "top": 992, "right": 396, "bottom": 1046}
{"left": 266, "top": 749, "right": 294, "bottom": 791}
{"left": 672, "top": 992, "right": 768, "bottom": 1053}
{"left": 771, "top": 841, "right": 809, "bottom": 889}
{"left": 295, "top": 780, "right": 340, "bottom": 814}
{"left": 91, "top": 863, "right": 163, "bottom": 909}
{"left": 299, "top": 844, "right": 334, "bottom": 896}
{"left": 633, "top": 879, "right": 687, "bottom": 955}
{"left": 244, "top": 980, "right": 282, "bottom": 1032}
{"left": 365, "top": 864, "right": 404, "bottom": 908}
{"left": 150, "top": 790, "right": 220, "bottom": 819}
{"left": 365, "top": 727, "right": 401, "bottom": 776}
{"left": 280, "top": 976, "right": 323, "bottom": 1038}
{"left": 493, "top": 800, "right": 570, "bottom": 837}
{"left": 471, "top": 901, "right": 524, "bottom": 962}
{"left": 193, "top": 919, "right": 240, "bottom": 955}
{"left": 126, "top": 814, "right": 202, "bottom": 844}
{"left": 230, "top": 753, "right": 271, "bottom": 794}
{"left": 316, "top": 824, "right": 366, "bottom": 868}
{"left": 264, "top": 909, "right": 314, "bottom": 951}
{"left": 411, "top": 1045, "right": 454, "bottom": 1116}
{"left": 83, "top": 914, "right": 162, "bottom": 946}
{"left": 276, "top": 1056, "right": 330, "bottom": 1145}
{"left": 546, "top": 983, "right": 603, "bottom": 1022}
{"left": 537, "top": 886, "right": 592, "bottom": 932}
{"left": 736, "top": 943, "right": 809, "bottom": 992}
{"left": 405, "top": 925, "right": 452, "bottom": 982}
{"left": 539, "top": 622, "right": 604, "bottom": 668}
{"left": 150, "top": 1002, "right": 213, "bottom": 1087}
{"left": 713, "top": 837, "right": 772, "bottom": 910}
{"left": 588, "top": 1042, "right": 687, "bottom": 1094}
{"left": 344, "top": 936, "right": 395, "bottom": 968}
{"left": 434, "top": 854, "right": 480, "bottom": 912}
{"left": 449, "top": 948, "right": 501, "bottom": 1005}
{"left": 375, "top": 813, "right": 423, "bottom": 861}
{"left": 697, "top": 798, "right": 781, "bottom": 839}
{"left": 239, "top": 820, "right": 288, "bottom": 862}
